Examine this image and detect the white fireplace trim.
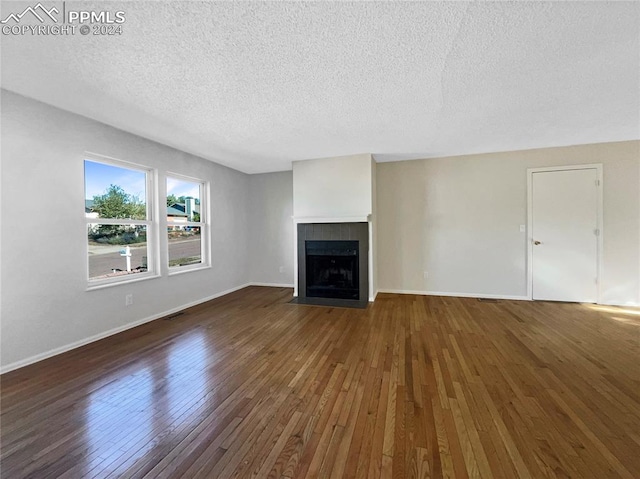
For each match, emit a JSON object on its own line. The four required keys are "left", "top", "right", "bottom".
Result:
{"left": 292, "top": 215, "right": 371, "bottom": 224}
{"left": 292, "top": 215, "right": 375, "bottom": 301}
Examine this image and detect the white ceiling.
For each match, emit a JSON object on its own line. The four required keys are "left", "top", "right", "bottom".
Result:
{"left": 2, "top": 1, "right": 639, "bottom": 173}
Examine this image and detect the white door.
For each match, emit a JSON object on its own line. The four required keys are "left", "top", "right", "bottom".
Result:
{"left": 531, "top": 168, "right": 599, "bottom": 302}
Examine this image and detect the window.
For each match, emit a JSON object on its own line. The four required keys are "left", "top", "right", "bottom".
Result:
{"left": 85, "top": 158, "right": 155, "bottom": 285}
{"left": 166, "top": 175, "right": 208, "bottom": 272}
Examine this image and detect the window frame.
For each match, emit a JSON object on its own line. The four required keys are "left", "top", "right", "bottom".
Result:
{"left": 165, "top": 172, "right": 210, "bottom": 275}
{"left": 84, "top": 154, "right": 159, "bottom": 289}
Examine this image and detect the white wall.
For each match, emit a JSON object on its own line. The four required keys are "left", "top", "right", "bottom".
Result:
{"left": 293, "top": 153, "right": 373, "bottom": 218}
{"left": 248, "top": 172, "right": 294, "bottom": 286}
{"left": 377, "top": 141, "right": 640, "bottom": 305}
{"left": 0, "top": 90, "right": 251, "bottom": 371}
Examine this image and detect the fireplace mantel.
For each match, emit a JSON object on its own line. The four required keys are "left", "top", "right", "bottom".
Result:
{"left": 292, "top": 215, "right": 372, "bottom": 224}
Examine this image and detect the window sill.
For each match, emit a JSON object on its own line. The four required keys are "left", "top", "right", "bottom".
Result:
{"left": 86, "top": 273, "right": 161, "bottom": 291}
{"left": 168, "top": 264, "right": 211, "bottom": 277}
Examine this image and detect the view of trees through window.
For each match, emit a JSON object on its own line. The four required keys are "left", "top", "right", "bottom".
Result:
{"left": 85, "top": 160, "right": 207, "bottom": 282}
{"left": 85, "top": 160, "right": 150, "bottom": 281}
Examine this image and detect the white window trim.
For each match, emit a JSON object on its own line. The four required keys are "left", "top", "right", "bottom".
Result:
{"left": 84, "top": 153, "right": 159, "bottom": 289}
{"left": 166, "top": 172, "right": 210, "bottom": 275}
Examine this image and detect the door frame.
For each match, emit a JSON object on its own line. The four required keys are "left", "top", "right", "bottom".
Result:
{"left": 526, "top": 164, "right": 603, "bottom": 302}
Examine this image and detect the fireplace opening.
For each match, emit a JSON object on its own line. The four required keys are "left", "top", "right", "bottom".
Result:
{"left": 305, "top": 240, "right": 359, "bottom": 300}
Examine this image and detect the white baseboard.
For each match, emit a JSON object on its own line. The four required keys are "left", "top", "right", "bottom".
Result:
{"left": 0, "top": 284, "right": 539, "bottom": 375}
{"left": 0, "top": 282, "right": 252, "bottom": 375}
{"left": 598, "top": 300, "right": 640, "bottom": 307}
{"left": 376, "top": 289, "right": 530, "bottom": 301}
{"left": 249, "top": 282, "right": 295, "bottom": 288}
{"left": 378, "top": 290, "right": 639, "bottom": 307}
{"left": 5, "top": 283, "right": 632, "bottom": 375}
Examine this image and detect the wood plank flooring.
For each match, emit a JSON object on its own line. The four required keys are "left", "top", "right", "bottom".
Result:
{"left": 1, "top": 286, "right": 639, "bottom": 478}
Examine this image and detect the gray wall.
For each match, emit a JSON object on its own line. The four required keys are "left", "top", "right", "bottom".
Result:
{"left": 1, "top": 90, "right": 251, "bottom": 371}
{"left": 376, "top": 141, "right": 640, "bottom": 305}
{"left": 248, "top": 171, "right": 294, "bottom": 286}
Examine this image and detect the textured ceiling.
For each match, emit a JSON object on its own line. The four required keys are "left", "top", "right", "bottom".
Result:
{"left": 2, "top": 1, "right": 639, "bottom": 173}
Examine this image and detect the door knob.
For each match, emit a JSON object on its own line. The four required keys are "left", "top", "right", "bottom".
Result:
{"left": 534, "top": 240, "right": 541, "bottom": 245}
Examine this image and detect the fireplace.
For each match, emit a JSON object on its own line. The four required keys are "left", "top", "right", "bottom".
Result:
{"left": 306, "top": 241, "right": 359, "bottom": 300}
{"left": 296, "top": 222, "right": 369, "bottom": 305}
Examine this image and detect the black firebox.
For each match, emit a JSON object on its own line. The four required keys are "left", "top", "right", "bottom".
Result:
{"left": 305, "top": 241, "right": 359, "bottom": 300}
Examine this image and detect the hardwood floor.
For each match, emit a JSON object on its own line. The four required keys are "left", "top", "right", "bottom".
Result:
{"left": 1, "top": 287, "right": 639, "bottom": 478}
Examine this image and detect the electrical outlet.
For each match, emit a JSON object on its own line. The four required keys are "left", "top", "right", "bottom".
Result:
{"left": 279, "top": 266, "right": 284, "bottom": 273}
{"left": 423, "top": 271, "right": 429, "bottom": 279}
{"left": 125, "top": 294, "right": 133, "bottom": 306}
